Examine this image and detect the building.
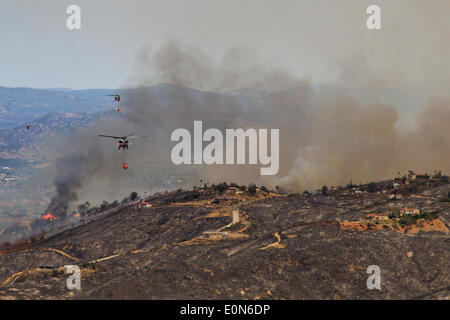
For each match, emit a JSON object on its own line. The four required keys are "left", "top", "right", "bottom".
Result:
{"left": 408, "top": 171, "right": 429, "bottom": 181}
{"left": 416, "top": 173, "right": 429, "bottom": 180}
{"left": 227, "top": 187, "right": 244, "bottom": 195}
{"left": 388, "top": 193, "right": 403, "bottom": 200}
{"left": 135, "top": 201, "right": 153, "bottom": 209}
{"left": 400, "top": 207, "right": 420, "bottom": 216}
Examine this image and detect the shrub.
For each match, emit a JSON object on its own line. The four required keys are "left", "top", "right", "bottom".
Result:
{"left": 399, "top": 216, "right": 418, "bottom": 226}
{"left": 215, "top": 182, "right": 228, "bottom": 193}
{"left": 367, "top": 182, "right": 378, "bottom": 193}
{"left": 130, "top": 192, "right": 139, "bottom": 201}
{"left": 248, "top": 183, "right": 257, "bottom": 195}
{"left": 100, "top": 201, "right": 109, "bottom": 210}
{"left": 181, "top": 191, "right": 200, "bottom": 201}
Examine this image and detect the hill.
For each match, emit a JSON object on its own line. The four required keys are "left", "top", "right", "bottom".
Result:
{"left": 0, "top": 177, "right": 448, "bottom": 300}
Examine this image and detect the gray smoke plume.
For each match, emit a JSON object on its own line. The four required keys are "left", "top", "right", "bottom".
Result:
{"left": 45, "top": 34, "right": 450, "bottom": 217}
{"left": 46, "top": 138, "right": 104, "bottom": 217}
{"left": 120, "top": 39, "right": 450, "bottom": 191}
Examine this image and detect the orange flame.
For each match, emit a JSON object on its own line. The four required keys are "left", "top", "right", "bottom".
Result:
{"left": 42, "top": 213, "right": 56, "bottom": 221}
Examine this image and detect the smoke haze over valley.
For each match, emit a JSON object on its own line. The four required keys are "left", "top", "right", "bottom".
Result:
{"left": 0, "top": 1, "right": 449, "bottom": 237}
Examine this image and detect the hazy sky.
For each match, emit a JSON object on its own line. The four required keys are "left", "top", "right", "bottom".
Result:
{"left": 0, "top": 0, "right": 449, "bottom": 91}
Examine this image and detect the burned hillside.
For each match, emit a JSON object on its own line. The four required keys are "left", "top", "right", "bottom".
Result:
{"left": 0, "top": 175, "right": 449, "bottom": 300}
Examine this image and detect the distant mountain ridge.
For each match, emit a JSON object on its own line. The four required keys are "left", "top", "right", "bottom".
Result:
{"left": 0, "top": 82, "right": 429, "bottom": 130}
{"left": 0, "top": 86, "right": 120, "bottom": 130}
{"left": 0, "top": 112, "right": 107, "bottom": 153}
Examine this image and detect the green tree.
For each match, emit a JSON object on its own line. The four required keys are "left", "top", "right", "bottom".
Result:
{"left": 101, "top": 200, "right": 109, "bottom": 210}
{"left": 130, "top": 192, "right": 138, "bottom": 201}
{"left": 216, "top": 182, "right": 228, "bottom": 193}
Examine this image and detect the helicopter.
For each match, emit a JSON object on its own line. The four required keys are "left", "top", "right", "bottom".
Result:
{"left": 106, "top": 94, "right": 120, "bottom": 102}
{"left": 98, "top": 133, "right": 145, "bottom": 150}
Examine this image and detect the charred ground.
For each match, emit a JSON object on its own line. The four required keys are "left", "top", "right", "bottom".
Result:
{"left": 0, "top": 176, "right": 449, "bottom": 300}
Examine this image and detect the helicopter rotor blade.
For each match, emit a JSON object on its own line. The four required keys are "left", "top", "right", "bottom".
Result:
{"left": 127, "top": 134, "right": 148, "bottom": 139}
{"left": 99, "top": 134, "right": 125, "bottom": 140}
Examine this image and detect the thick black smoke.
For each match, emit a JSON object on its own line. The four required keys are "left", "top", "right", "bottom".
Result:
{"left": 46, "top": 147, "right": 104, "bottom": 217}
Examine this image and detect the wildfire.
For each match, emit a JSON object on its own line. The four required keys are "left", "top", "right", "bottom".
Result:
{"left": 41, "top": 213, "right": 56, "bottom": 222}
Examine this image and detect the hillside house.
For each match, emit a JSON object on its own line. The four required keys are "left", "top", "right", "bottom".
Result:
{"left": 408, "top": 172, "right": 429, "bottom": 181}
{"left": 388, "top": 193, "right": 404, "bottom": 200}
{"left": 416, "top": 173, "right": 429, "bottom": 180}
{"left": 135, "top": 201, "right": 153, "bottom": 209}
{"left": 227, "top": 187, "right": 245, "bottom": 195}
